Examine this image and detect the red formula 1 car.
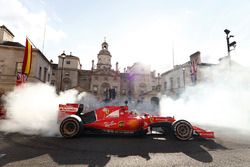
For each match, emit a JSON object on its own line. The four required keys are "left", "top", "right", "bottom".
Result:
{"left": 58, "top": 103, "right": 214, "bottom": 141}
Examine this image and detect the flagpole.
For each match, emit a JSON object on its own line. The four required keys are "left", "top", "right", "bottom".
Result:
{"left": 42, "top": 15, "right": 47, "bottom": 53}
{"left": 172, "top": 41, "right": 175, "bottom": 68}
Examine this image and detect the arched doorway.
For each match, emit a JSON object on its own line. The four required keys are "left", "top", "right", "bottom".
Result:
{"left": 100, "top": 82, "right": 110, "bottom": 100}
{"left": 151, "top": 97, "right": 160, "bottom": 106}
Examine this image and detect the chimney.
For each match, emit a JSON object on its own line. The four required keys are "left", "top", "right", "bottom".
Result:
{"left": 0, "top": 25, "right": 14, "bottom": 42}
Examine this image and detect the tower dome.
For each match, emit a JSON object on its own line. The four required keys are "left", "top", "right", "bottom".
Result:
{"left": 97, "top": 40, "right": 112, "bottom": 69}
{"left": 98, "top": 41, "right": 111, "bottom": 55}
{"left": 102, "top": 41, "right": 108, "bottom": 49}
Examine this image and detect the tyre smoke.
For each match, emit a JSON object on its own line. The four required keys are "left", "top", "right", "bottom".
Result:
{"left": 160, "top": 62, "right": 250, "bottom": 135}
{"left": 0, "top": 83, "right": 96, "bottom": 136}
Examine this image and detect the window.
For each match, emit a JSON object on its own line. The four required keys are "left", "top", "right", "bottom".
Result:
{"left": 152, "top": 86, "right": 155, "bottom": 90}
{"left": 177, "top": 77, "right": 180, "bottom": 88}
{"left": 95, "top": 76, "right": 98, "bottom": 81}
{"left": 93, "top": 85, "right": 98, "bottom": 93}
{"left": 82, "top": 76, "right": 88, "bottom": 81}
{"left": 65, "top": 72, "right": 69, "bottom": 77}
{"left": 0, "top": 60, "right": 4, "bottom": 74}
{"left": 48, "top": 74, "right": 50, "bottom": 82}
{"left": 122, "top": 89, "right": 126, "bottom": 95}
{"left": 66, "top": 61, "right": 70, "bottom": 64}
{"left": 43, "top": 68, "right": 47, "bottom": 82}
{"left": 157, "top": 85, "right": 161, "bottom": 91}
{"left": 164, "top": 82, "right": 167, "bottom": 91}
{"left": 15, "top": 62, "right": 22, "bottom": 74}
{"left": 39, "top": 67, "right": 42, "bottom": 80}
{"left": 170, "top": 77, "right": 173, "bottom": 90}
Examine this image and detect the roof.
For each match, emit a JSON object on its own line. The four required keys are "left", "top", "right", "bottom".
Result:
{"left": 58, "top": 54, "right": 80, "bottom": 60}
{"left": 0, "top": 41, "right": 52, "bottom": 65}
{"left": 0, "top": 25, "right": 15, "bottom": 37}
{"left": 33, "top": 48, "right": 53, "bottom": 65}
{"left": 0, "top": 41, "right": 24, "bottom": 47}
{"left": 190, "top": 51, "right": 200, "bottom": 57}
{"left": 161, "top": 69, "right": 174, "bottom": 76}
{"left": 102, "top": 41, "right": 108, "bottom": 46}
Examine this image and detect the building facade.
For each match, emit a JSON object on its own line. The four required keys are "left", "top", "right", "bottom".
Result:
{"left": 161, "top": 51, "right": 215, "bottom": 97}
{"left": 0, "top": 25, "right": 53, "bottom": 95}
{"left": 54, "top": 41, "right": 160, "bottom": 102}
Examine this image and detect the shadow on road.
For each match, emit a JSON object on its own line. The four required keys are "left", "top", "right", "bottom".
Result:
{"left": 0, "top": 133, "right": 226, "bottom": 166}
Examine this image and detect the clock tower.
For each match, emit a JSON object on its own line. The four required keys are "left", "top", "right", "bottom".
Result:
{"left": 97, "top": 40, "right": 112, "bottom": 69}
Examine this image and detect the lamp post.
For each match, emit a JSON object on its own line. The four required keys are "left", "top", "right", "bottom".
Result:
{"left": 59, "top": 51, "right": 66, "bottom": 91}
{"left": 224, "top": 29, "right": 236, "bottom": 69}
{"left": 182, "top": 67, "right": 186, "bottom": 89}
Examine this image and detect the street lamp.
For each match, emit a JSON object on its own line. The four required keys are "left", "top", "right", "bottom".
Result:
{"left": 59, "top": 51, "right": 66, "bottom": 91}
{"left": 224, "top": 29, "right": 236, "bottom": 69}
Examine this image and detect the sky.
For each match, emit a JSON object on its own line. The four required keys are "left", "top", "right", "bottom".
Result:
{"left": 0, "top": 0, "right": 250, "bottom": 73}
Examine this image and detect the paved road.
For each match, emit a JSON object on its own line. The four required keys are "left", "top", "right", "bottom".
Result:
{"left": 0, "top": 130, "right": 250, "bottom": 167}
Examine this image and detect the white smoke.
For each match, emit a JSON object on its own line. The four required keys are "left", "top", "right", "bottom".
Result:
{"left": 0, "top": 83, "right": 94, "bottom": 136}
{"left": 1, "top": 61, "right": 249, "bottom": 139}
{"left": 160, "top": 62, "right": 250, "bottom": 135}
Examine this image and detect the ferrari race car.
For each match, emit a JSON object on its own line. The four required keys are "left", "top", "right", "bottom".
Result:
{"left": 58, "top": 103, "right": 214, "bottom": 141}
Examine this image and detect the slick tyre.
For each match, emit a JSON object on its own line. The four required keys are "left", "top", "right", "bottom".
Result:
{"left": 172, "top": 120, "right": 193, "bottom": 141}
{"left": 60, "top": 117, "right": 83, "bottom": 138}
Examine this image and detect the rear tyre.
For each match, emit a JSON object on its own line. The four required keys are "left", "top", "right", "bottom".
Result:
{"left": 60, "top": 117, "right": 83, "bottom": 138}
{"left": 172, "top": 120, "right": 193, "bottom": 141}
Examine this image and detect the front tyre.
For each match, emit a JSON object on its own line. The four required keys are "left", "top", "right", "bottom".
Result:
{"left": 60, "top": 117, "right": 83, "bottom": 138}
{"left": 172, "top": 120, "right": 193, "bottom": 141}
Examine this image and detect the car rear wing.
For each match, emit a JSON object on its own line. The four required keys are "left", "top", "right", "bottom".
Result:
{"left": 193, "top": 126, "right": 215, "bottom": 139}
{"left": 58, "top": 103, "right": 80, "bottom": 123}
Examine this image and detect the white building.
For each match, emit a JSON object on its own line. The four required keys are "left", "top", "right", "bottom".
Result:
{"left": 161, "top": 51, "right": 215, "bottom": 97}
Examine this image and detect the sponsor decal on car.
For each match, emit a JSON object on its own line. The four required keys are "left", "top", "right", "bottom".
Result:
{"left": 118, "top": 121, "right": 125, "bottom": 128}
{"left": 103, "top": 108, "right": 109, "bottom": 115}
{"left": 155, "top": 118, "right": 168, "bottom": 121}
{"left": 104, "top": 121, "right": 116, "bottom": 127}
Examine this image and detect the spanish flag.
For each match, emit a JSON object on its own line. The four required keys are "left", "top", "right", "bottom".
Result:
{"left": 16, "top": 38, "right": 32, "bottom": 86}
{"left": 22, "top": 38, "right": 32, "bottom": 76}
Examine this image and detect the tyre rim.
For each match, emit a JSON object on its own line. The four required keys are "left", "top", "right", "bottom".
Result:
{"left": 63, "top": 122, "right": 76, "bottom": 135}
{"left": 177, "top": 124, "right": 190, "bottom": 138}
